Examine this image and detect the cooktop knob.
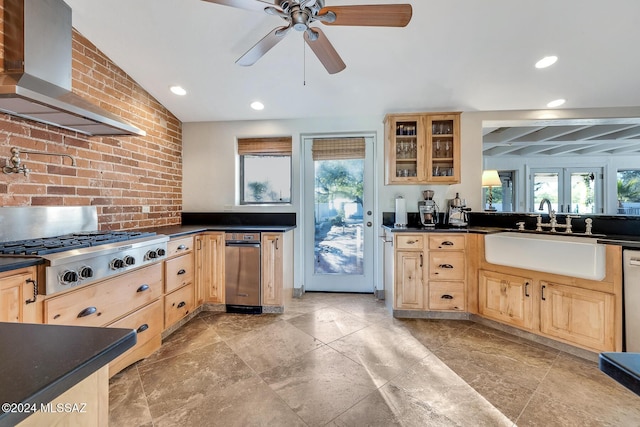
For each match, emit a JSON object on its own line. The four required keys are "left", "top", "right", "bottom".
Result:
{"left": 123, "top": 255, "right": 136, "bottom": 266}
{"left": 60, "top": 270, "right": 78, "bottom": 284}
{"left": 156, "top": 248, "right": 166, "bottom": 257}
{"left": 110, "top": 258, "right": 125, "bottom": 270}
{"left": 145, "top": 250, "right": 158, "bottom": 260}
{"left": 79, "top": 266, "right": 94, "bottom": 279}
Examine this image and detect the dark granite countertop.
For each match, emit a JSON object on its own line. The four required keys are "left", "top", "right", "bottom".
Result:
{"left": 0, "top": 256, "right": 44, "bottom": 274}
{"left": 0, "top": 323, "right": 136, "bottom": 426}
{"left": 146, "top": 224, "right": 297, "bottom": 238}
{"left": 381, "top": 225, "right": 509, "bottom": 234}
{"left": 599, "top": 352, "right": 640, "bottom": 396}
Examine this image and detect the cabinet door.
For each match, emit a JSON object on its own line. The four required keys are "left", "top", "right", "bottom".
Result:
{"left": 540, "top": 281, "right": 615, "bottom": 352}
{"left": 425, "top": 113, "right": 460, "bottom": 183}
{"left": 0, "top": 270, "right": 39, "bottom": 323}
{"left": 262, "top": 233, "right": 283, "bottom": 306}
{"left": 395, "top": 250, "right": 425, "bottom": 310}
{"left": 478, "top": 270, "right": 534, "bottom": 329}
{"left": 196, "top": 233, "right": 225, "bottom": 304}
{"left": 385, "top": 114, "right": 426, "bottom": 184}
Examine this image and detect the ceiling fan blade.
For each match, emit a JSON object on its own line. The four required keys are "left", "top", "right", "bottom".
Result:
{"left": 236, "top": 26, "right": 290, "bottom": 66}
{"left": 304, "top": 27, "right": 346, "bottom": 74}
{"left": 319, "top": 4, "right": 412, "bottom": 27}
{"left": 201, "top": 0, "right": 275, "bottom": 12}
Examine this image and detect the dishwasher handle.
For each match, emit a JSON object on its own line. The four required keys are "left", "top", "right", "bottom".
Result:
{"left": 225, "top": 242, "right": 261, "bottom": 248}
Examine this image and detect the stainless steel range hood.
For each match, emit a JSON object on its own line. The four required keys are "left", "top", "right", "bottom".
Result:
{"left": 0, "top": 0, "right": 145, "bottom": 137}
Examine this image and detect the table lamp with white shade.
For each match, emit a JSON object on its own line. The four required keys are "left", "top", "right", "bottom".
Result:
{"left": 482, "top": 170, "right": 501, "bottom": 211}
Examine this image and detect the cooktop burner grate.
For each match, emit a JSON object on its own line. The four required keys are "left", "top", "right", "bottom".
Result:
{"left": 0, "top": 231, "right": 157, "bottom": 255}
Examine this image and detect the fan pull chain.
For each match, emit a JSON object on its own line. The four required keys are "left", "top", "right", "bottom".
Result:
{"left": 303, "top": 38, "right": 306, "bottom": 86}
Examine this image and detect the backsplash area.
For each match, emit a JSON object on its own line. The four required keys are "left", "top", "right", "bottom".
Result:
{"left": 0, "top": 30, "right": 182, "bottom": 230}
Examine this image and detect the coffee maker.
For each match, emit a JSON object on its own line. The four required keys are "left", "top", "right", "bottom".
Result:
{"left": 418, "top": 190, "right": 439, "bottom": 227}
{"left": 446, "top": 192, "right": 469, "bottom": 227}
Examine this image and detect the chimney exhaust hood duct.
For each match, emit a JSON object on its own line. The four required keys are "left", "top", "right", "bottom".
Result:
{"left": 0, "top": 0, "right": 145, "bottom": 137}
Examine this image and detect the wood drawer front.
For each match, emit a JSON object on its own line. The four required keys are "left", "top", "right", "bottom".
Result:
{"left": 45, "top": 263, "right": 163, "bottom": 327}
{"left": 167, "top": 236, "right": 194, "bottom": 257}
{"left": 165, "top": 253, "right": 194, "bottom": 293}
{"left": 429, "top": 282, "right": 465, "bottom": 311}
{"left": 428, "top": 235, "right": 466, "bottom": 250}
{"left": 429, "top": 251, "right": 465, "bottom": 280}
{"left": 396, "top": 235, "right": 425, "bottom": 250}
{"left": 165, "top": 283, "right": 195, "bottom": 328}
{"left": 108, "top": 299, "right": 163, "bottom": 349}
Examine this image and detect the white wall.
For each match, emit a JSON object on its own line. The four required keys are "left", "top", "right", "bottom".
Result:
{"left": 182, "top": 106, "right": 640, "bottom": 293}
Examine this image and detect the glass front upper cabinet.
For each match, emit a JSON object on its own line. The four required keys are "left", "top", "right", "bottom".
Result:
{"left": 385, "top": 112, "right": 460, "bottom": 185}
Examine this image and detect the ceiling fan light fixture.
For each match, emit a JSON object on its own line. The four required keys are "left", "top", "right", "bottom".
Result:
{"left": 535, "top": 55, "right": 558, "bottom": 69}
{"left": 547, "top": 98, "right": 566, "bottom": 108}
{"left": 250, "top": 101, "right": 265, "bottom": 110}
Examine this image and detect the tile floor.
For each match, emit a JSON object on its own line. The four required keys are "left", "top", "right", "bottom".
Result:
{"left": 109, "top": 293, "right": 640, "bottom": 426}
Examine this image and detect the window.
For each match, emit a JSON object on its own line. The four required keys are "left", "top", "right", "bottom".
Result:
{"left": 482, "top": 171, "right": 516, "bottom": 212}
{"left": 617, "top": 170, "right": 640, "bottom": 215}
{"left": 238, "top": 137, "right": 292, "bottom": 204}
{"left": 530, "top": 167, "right": 601, "bottom": 213}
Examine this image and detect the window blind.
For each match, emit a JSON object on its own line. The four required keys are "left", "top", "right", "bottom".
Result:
{"left": 237, "top": 137, "right": 292, "bottom": 156}
{"left": 311, "top": 137, "right": 366, "bottom": 161}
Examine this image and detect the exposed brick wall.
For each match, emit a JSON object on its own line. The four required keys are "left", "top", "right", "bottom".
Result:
{"left": 0, "top": 27, "right": 182, "bottom": 230}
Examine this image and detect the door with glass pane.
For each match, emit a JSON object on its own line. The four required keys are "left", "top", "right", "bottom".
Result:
{"left": 531, "top": 167, "right": 601, "bottom": 214}
{"left": 302, "top": 135, "right": 375, "bottom": 292}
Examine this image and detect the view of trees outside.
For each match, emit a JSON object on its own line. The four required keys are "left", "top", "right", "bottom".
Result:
{"left": 242, "top": 155, "right": 291, "bottom": 203}
{"left": 618, "top": 170, "right": 640, "bottom": 214}
{"left": 314, "top": 159, "right": 364, "bottom": 275}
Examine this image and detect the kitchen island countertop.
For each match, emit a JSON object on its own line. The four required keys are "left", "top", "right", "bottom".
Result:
{"left": 0, "top": 256, "right": 44, "bottom": 273}
{"left": 0, "top": 322, "right": 135, "bottom": 426}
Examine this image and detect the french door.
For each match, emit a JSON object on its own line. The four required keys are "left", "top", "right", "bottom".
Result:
{"left": 302, "top": 134, "right": 375, "bottom": 292}
{"left": 530, "top": 167, "right": 602, "bottom": 214}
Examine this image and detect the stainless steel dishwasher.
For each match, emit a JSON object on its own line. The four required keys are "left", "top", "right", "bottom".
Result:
{"left": 623, "top": 250, "right": 640, "bottom": 351}
{"left": 225, "top": 232, "right": 262, "bottom": 314}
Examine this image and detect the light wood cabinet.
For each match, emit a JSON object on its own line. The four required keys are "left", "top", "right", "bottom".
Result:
{"left": 384, "top": 112, "right": 460, "bottom": 185}
{"left": 262, "top": 232, "right": 284, "bottom": 306}
{"left": 43, "top": 262, "right": 164, "bottom": 376}
{"left": 44, "top": 264, "right": 163, "bottom": 327}
{"left": 540, "top": 281, "right": 615, "bottom": 351}
{"left": 478, "top": 269, "right": 534, "bottom": 330}
{"left": 393, "top": 233, "right": 467, "bottom": 312}
{"left": 195, "top": 232, "right": 225, "bottom": 305}
{"left": 395, "top": 249, "right": 425, "bottom": 310}
{"left": 164, "top": 282, "right": 195, "bottom": 328}
{"left": 164, "top": 235, "right": 195, "bottom": 329}
{"left": 427, "top": 234, "right": 467, "bottom": 311}
{"left": 0, "top": 267, "right": 41, "bottom": 323}
{"left": 17, "top": 365, "right": 109, "bottom": 427}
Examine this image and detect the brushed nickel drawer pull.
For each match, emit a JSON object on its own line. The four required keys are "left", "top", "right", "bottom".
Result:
{"left": 137, "top": 284, "right": 150, "bottom": 292}
{"left": 441, "top": 294, "right": 454, "bottom": 299}
{"left": 78, "top": 306, "right": 97, "bottom": 318}
{"left": 441, "top": 241, "right": 454, "bottom": 246}
{"left": 177, "top": 301, "right": 186, "bottom": 308}
{"left": 177, "top": 244, "right": 186, "bottom": 250}
{"left": 136, "top": 324, "right": 149, "bottom": 333}
{"left": 439, "top": 264, "right": 454, "bottom": 269}
{"left": 177, "top": 269, "right": 186, "bottom": 275}
{"left": 407, "top": 240, "right": 417, "bottom": 244}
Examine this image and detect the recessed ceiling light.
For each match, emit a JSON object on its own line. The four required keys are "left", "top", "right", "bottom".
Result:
{"left": 250, "top": 101, "right": 265, "bottom": 111}
{"left": 547, "top": 98, "right": 566, "bottom": 108}
{"left": 535, "top": 55, "right": 558, "bottom": 69}
{"left": 169, "top": 85, "right": 187, "bottom": 96}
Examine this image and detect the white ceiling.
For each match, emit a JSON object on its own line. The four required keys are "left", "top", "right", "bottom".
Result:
{"left": 64, "top": 0, "right": 640, "bottom": 124}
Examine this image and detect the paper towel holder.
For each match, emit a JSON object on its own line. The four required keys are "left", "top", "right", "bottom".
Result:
{"left": 394, "top": 196, "right": 408, "bottom": 228}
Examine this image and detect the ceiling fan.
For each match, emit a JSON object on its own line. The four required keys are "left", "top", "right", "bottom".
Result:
{"left": 201, "top": 0, "right": 412, "bottom": 74}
